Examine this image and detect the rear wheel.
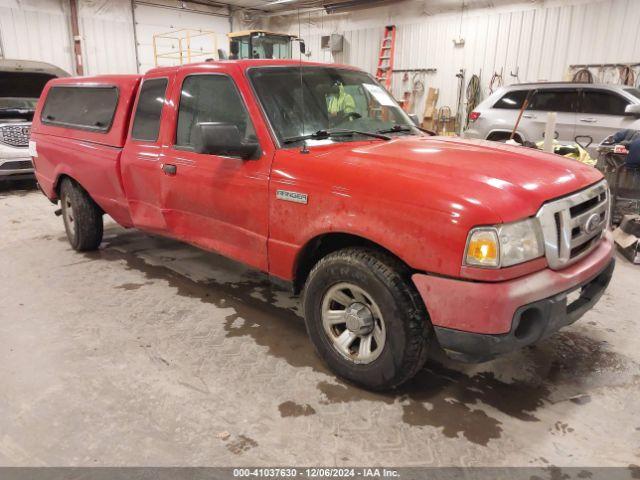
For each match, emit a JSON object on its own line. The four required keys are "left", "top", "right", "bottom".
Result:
{"left": 60, "top": 178, "right": 103, "bottom": 251}
{"left": 303, "top": 248, "right": 431, "bottom": 391}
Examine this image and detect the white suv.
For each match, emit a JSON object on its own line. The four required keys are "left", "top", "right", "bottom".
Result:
{"left": 464, "top": 82, "right": 640, "bottom": 157}
{"left": 0, "top": 59, "right": 67, "bottom": 181}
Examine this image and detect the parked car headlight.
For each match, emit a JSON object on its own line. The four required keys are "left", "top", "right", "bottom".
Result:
{"left": 465, "top": 218, "right": 544, "bottom": 268}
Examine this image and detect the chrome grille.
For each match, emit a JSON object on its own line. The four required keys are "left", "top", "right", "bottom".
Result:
{"left": 0, "top": 123, "right": 30, "bottom": 148}
{"left": 536, "top": 180, "right": 609, "bottom": 270}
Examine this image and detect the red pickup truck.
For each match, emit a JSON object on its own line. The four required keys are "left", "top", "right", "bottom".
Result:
{"left": 30, "top": 59, "right": 615, "bottom": 390}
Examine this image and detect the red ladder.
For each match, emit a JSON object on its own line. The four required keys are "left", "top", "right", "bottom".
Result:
{"left": 375, "top": 25, "right": 396, "bottom": 90}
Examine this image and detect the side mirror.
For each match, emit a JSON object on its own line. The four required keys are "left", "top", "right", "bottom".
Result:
{"left": 409, "top": 113, "right": 420, "bottom": 127}
{"left": 193, "top": 122, "right": 259, "bottom": 159}
{"left": 299, "top": 41, "right": 306, "bottom": 55}
{"left": 624, "top": 103, "right": 640, "bottom": 117}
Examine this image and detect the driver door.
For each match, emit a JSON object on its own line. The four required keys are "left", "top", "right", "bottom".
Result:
{"left": 160, "top": 72, "right": 271, "bottom": 271}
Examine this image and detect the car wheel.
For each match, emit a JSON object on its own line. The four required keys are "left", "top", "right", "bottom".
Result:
{"left": 60, "top": 178, "right": 103, "bottom": 251}
{"left": 303, "top": 248, "right": 431, "bottom": 391}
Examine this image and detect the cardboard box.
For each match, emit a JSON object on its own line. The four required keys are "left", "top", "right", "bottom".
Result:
{"left": 420, "top": 87, "right": 439, "bottom": 130}
{"left": 612, "top": 214, "right": 640, "bottom": 264}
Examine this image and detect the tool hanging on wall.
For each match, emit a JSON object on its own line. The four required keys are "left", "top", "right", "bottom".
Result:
{"left": 510, "top": 66, "right": 520, "bottom": 83}
{"left": 489, "top": 68, "right": 503, "bottom": 93}
{"left": 465, "top": 73, "right": 481, "bottom": 129}
{"left": 619, "top": 65, "right": 636, "bottom": 86}
{"left": 454, "top": 69, "right": 465, "bottom": 134}
{"left": 572, "top": 68, "right": 594, "bottom": 83}
{"left": 375, "top": 25, "right": 396, "bottom": 90}
{"left": 400, "top": 72, "right": 426, "bottom": 113}
{"left": 569, "top": 63, "right": 640, "bottom": 86}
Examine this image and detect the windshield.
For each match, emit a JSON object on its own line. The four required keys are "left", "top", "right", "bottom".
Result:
{"left": 624, "top": 88, "right": 640, "bottom": 101}
{"left": 249, "top": 66, "right": 418, "bottom": 145}
{"left": 0, "top": 72, "right": 54, "bottom": 110}
{"left": 251, "top": 35, "right": 292, "bottom": 59}
{"left": 0, "top": 97, "right": 38, "bottom": 109}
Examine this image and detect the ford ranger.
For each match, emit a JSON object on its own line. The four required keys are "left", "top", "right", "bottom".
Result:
{"left": 30, "top": 60, "right": 615, "bottom": 390}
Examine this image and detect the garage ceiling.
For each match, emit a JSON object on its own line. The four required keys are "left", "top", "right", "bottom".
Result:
{"left": 214, "top": 0, "right": 540, "bottom": 13}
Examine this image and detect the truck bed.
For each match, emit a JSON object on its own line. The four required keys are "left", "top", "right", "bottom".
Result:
{"left": 30, "top": 75, "right": 141, "bottom": 226}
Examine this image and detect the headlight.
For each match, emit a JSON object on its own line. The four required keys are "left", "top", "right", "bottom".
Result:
{"left": 465, "top": 218, "right": 544, "bottom": 268}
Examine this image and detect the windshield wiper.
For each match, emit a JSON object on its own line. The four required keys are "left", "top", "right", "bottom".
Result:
{"left": 282, "top": 129, "right": 391, "bottom": 145}
{"left": 376, "top": 125, "right": 415, "bottom": 134}
{"left": 377, "top": 124, "right": 437, "bottom": 136}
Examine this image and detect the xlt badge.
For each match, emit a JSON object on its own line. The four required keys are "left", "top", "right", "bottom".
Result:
{"left": 276, "top": 189, "right": 308, "bottom": 204}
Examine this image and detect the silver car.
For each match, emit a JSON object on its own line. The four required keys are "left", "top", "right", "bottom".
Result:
{"left": 464, "top": 82, "right": 640, "bottom": 156}
{"left": 0, "top": 59, "right": 68, "bottom": 181}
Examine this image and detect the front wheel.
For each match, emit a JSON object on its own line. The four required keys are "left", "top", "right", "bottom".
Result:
{"left": 303, "top": 248, "right": 431, "bottom": 391}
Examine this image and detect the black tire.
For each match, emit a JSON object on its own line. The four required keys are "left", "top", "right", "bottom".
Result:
{"left": 487, "top": 132, "right": 523, "bottom": 144}
{"left": 60, "top": 178, "right": 103, "bottom": 251}
{"left": 303, "top": 248, "right": 431, "bottom": 391}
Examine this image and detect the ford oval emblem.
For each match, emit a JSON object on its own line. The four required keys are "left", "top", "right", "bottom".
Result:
{"left": 584, "top": 213, "right": 602, "bottom": 234}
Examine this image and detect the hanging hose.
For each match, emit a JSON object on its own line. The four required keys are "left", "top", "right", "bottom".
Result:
{"left": 572, "top": 68, "right": 594, "bottom": 83}
{"left": 455, "top": 71, "right": 465, "bottom": 133}
{"left": 489, "top": 71, "right": 503, "bottom": 94}
{"left": 619, "top": 65, "right": 636, "bottom": 86}
{"left": 465, "top": 74, "right": 481, "bottom": 129}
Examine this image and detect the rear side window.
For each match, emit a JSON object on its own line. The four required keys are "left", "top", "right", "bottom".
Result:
{"left": 131, "top": 78, "right": 168, "bottom": 141}
{"left": 581, "top": 90, "right": 629, "bottom": 115}
{"left": 41, "top": 86, "right": 118, "bottom": 132}
{"left": 527, "top": 89, "right": 578, "bottom": 112}
{"left": 493, "top": 90, "right": 529, "bottom": 109}
{"left": 175, "top": 75, "right": 255, "bottom": 148}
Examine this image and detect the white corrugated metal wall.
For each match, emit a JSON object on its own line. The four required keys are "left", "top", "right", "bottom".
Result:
{"left": 0, "top": 0, "right": 228, "bottom": 75}
{"left": 280, "top": 0, "right": 640, "bottom": 115}
{"left": 79, "top": 0, "right": 137, "bottom": 74}
{"left": 0, "top": 0, "right": 74, "bottom": 74}
{"left": 133, "top": 2, "right": 229, "bottom": 73}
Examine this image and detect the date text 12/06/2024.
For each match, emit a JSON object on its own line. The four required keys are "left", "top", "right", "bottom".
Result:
{"left": 232, "top": 468, "right": 399, "bottom": 478}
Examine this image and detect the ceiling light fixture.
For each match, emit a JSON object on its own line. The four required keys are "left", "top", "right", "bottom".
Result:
{"left": 323, "top": 0, "right": 397, "bottom": 14}
{"left": 265, "top": 0, "right": 299, "bottom": 5}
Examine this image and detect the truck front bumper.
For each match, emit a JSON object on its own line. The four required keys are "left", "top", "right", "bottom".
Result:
{"left": 0, "top": 144, "right": 34, "bottom": 180}
{"left": 412, "top": 232, "right": 615, "bottom": 362}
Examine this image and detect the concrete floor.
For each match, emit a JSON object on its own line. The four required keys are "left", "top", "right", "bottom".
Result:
{"left": 1, "top": 181, "right": 639, "bottom": 467}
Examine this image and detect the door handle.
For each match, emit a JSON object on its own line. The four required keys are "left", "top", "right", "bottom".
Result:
{"left": 161, "top": 163, "right": 177, "bottom": 176}
{"left": 522, "top": 114, "right": 536, "bottom": 119}
{"left": 579, "top": 117, "right": 597, "bottom": 123}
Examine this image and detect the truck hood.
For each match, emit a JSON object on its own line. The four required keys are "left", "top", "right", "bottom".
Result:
{"left": 311, "top": 135, "right": 604, "bottom": 223}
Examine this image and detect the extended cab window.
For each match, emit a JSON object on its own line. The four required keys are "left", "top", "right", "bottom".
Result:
{"left": 131, "top": 78, "right": 168, "bottom": 141}
{"left": 527, "top": 89, "right": 578, "bottom": 112}
{"left": 175, "top": 75, "right": 256, "bottom": 148}
{"left": 581, "top": 90, "right": 629, "bottom": 115}
{"left": 493, "top": 90, "right": 529, "bottom": 109}
{"left": 41, "top": 86, "right": 118, "bottom": 132}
